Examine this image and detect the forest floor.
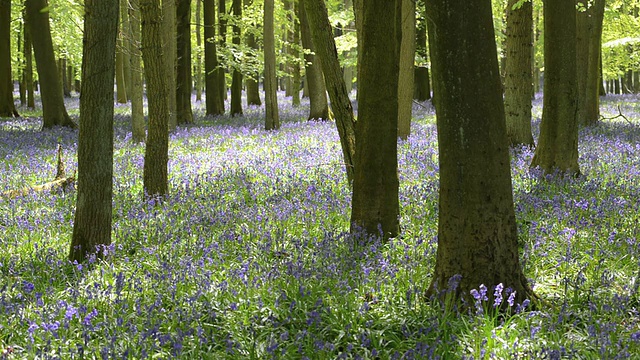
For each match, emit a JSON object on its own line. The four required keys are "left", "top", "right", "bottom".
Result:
{"left": 1, "top": 92, "right": 640, "bottom": 358}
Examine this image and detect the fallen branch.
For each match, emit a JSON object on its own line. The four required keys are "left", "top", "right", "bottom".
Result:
{"left": 1, "top": 145, "right": 76, "bottom": 200}
{"left": 600, "top": 104, "right": 633, "bottom": 126}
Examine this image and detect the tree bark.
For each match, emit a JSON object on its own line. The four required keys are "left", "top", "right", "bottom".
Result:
{"left": 121, "top": 0, "right": 132, "bottom": 97}
{"left": 583, "top": 0, "right": 605, "bottom": 125}
{"left": 217, "top": 0, "right": 227, "bottom": 105}
{"left": 530, "top": 0, "right": 580, "bottom": 176}
{"left": 0, "top": 0, "right": 18, "bottom": 118}
{"left": 70, "top": 0, "right": 119, "bottom": 263}
{"left": 290, "top": 0, "right": 301, "bottom": 107}
{"left": 163, "top": 0, "right": 177, "bottom": 131}
{"left": 425, "top": 0, "right": 534, "bottom": 306}
{"left": 141, "top": 0, "right": 169, "bottom": 197}
{"left": 176, "top": 0, "right": 194, "bottom": 124}
{"left": 397, "top": 0, "right": 415, "bottom": 140}
{"left": 504, "top": 0, "right": 534, "bottom": 146}
{"left": 264, "top": 0, "right": 279, "bottom": 130}
{"left": 413, "top": 0, "right": 430, "bottom": 102}
{"left": 302, "top": 0, "right": 356, "bottom": 183}
{"left": 230, "top": 0, "right": 243, "bottom": 116}
{"left": 299, "top": 3, "right": 329, "bottom": 120}
{"left": 204, "top": 0, "right": 224, "bottom": 115}
{"left": 129, "top": 0, "right": 146, "bottom": 142}
{"left": 23, "top": 8, "right": 35, "bottom": 109}
{"left": 350, "top": 0, "right": 401, "bottom": 239}
{"left": 195, "top": 0, "right": 203, "bottom": 102}
{"left": 115, "top": 41, "right": 128, "bottom": 103}
{"left": 25, "top": 0, "right": 76, "bottom": 129}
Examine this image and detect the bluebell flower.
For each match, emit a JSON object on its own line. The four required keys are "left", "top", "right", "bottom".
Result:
{"left": 493, "top": 283, "right": 504, "bottom": 307}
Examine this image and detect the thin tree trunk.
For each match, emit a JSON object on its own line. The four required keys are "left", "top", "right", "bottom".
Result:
{"left": 23, "top": 6, "right": 35, "bottom": 109}
{"left": 230, "top": 0, "right": 243, "bottom": 116}
{"left": 116, "top": 36, "right": 128, "bottom": 103}
{"left": 129, "top": 0, "right": 146, "bottom": 142}
{"left": 0, "top": 0, "right": 18, "bottom": 117}
{"left": 176, "top": 0, "right": 194, "bottom": 124}
{"left": 204, "top": 0, "right": 224, "bottom": 115}
{"left": 413, "top": 0, "right": 430, "bottom": 101}
{"left": 264, "top": 0, "right": 279, "bottom": 130}
{"left": 218, "top": 0, "right": 227, "bottom": 105}
{"left": 141, "top": 0, "right": 169, "bottom": 197}
{"left": 299, "top": 3, "right": 329, "bottom": 120}
{"left": 163, "top": 0, "right": 177, "bottom": 131}
{"left": 195, "top": 0, "right": 203, "bottom": 102}
{"left": 302, "top": 0, "right": 356, "bottom": 183}
{"left": 25, "top": 0, "right": 76, "bottom": 129}
{"left": 583, "top": 0, "right": 605, "bottom": 125}
{"left": 70, "top": 0, "right": 118, "bottom": 263}
{"left": 291, "top": 0, "right": 301, "bottom": 107}
{"left": 397, "top": 0, "right": 415, "bottom": 140}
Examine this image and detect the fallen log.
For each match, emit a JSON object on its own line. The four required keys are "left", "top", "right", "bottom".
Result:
{"left": 1, "top": 145, "right": 76, "bottom": 200}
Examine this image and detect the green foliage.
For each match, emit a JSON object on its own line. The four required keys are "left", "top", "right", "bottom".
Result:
{"left": 602, "top": 1, "right": 640, "bottom": 79}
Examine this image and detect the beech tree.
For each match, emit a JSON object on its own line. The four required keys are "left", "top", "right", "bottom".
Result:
{"left": 397, "top": 0, "right": 415, "bottom": 140}
{"left": 129, "top": 0, "right": 146, "bottom": 143}
{"left": 25, "top": 0, "right": 76, "bottom": 129}
{"left": 163, "top": 0, "right": 177, "bottom": 131}
{"left": 204, "top": 0, "right": 224, "bottom": 115}
{"left": 0, "top": 0, "right": 18, "bottom": 118}
{"left": 425, "top": 0, "right": 534, "bottom": 305}
{"left": 70, "top": 0, "right": 119, "bottom": 263}
{"left": 244, "top": 0, "right": 261, "bottom": 106}
{"left": 530, "top": 0, "right": 580, "bottom": 176}
{"left": 299, "top": 3, "right": 329, "bottom": 121}
{"left": 264, "top": 0, "right": 279, "bottom": 130}
{"left": 230, "top": 0, "right": 243, "bottom": 116}
{"left": 176, "top": 0, "right": 194, "bottom": 124}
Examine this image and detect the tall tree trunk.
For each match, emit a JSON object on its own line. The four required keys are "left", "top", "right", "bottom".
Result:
{"left": 204, "top": 0, "right": 224, "bottom": 115}
{"left": 163, "top": 0, "right": 177, "bottom": 131}
{"left": 129, "top": 0, "right": 146, "bottom": 142}
{"left": 0, "top": 0, "right": 18, "bottom": 117}
{"left": 176, "top": 0, "right": 194, "bottom": 124}
{"left": 141, "top": 0, "right": 169, "bottom": 197}
{"left": 23, "top": 7, "right": 35, "bottom": 109}
{"left": 230, "top": 0, "right": 243, "bottom": 116}
{"left": 425, "top": 0, "right": 534, "bottom": 306}
{"left": 397, "top": 0, "right": 415, "bottom": 140}
{"left": 195, "top": 0, "right": 203, "bottom": 102}
{"left": 576, "top": 0, "right": 589, "bottom": 123}
{"left": 299, "top": 3, "right": 329, "bottom": 120}
{"left": 59, "top": 58, "right": 71, "bottom": 97}
{"left": 218, "top": 0, "right": 227, "bottom": 105}
{"left": 350, "top": 0, "right": 401, "bottom": 239}
{"left": 115, "top": 43, "right": 128, "bottom": 103}
{"left": 530, "top": 0, "right": 580, "bottom": 176}
{"left": 244, "top": 0, "right": 261, "bottom": 107}
{"left": 291, "top": 0, "right": 301, "bottom": 107}
{"left": 18, "top": 24, "right": 26, "bottom": 106}
{"left": 582, "top": 0, "right": 605, "bottom": 125}
{"left": 121, "top": 0, "right": 132, "bottom": 97}
{"left": 504, "top": 0, "right": 534, "bottom": 146}
{"left": 264, "top": 0, "right": 279, "bottom": 130}
{"left": 70, "top": 0, "right": 119, "bottom": 263}
{"left": 25, "top": 0, "right": 76, "bottom": 129}
{"left": 302, "top": 0, "right": 356, "bottom": 183}
{"left": 414, "top": 0, "right": 430, "bottom": 102}
{"left": 341, "top": 0, "right": 354, "bottom": 93}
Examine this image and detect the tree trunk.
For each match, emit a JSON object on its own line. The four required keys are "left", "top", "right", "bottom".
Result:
{"left": 25, "top": 0, "right": 76, "bottom": 129}
{"left": 59, "top": 58, "right": 71, "bottom": 97}
{"left": 264, "top": 0, "right": 279, "bottom": 130}
{"left": 70, "top": 0, "right": 118, "bottom": 263}
{"left": 163, "top": 0, "right": 177, "bottom": 131}
{"left": 115, "top": 43, "right": 128, "bottom": 103}
{"left": 245, "top": 31, "right": 262, "bottom": 106}
{"left": 414, "top": 0, "right": 430, "bottom": 102}
{"left": 583, "top": 0, "right": 605, "bottom": 125}
{"left": 299, "top": 3, "right": 329, "bottom": 120}
{"left": 0, "top": 0, "right": 18, "bottom": 118}
{"left": 129, "top": 0, "right": 146, "bottom": 142}
{"left": 425, "top": 0, "right": 534, "bottom": 306}
{"left": 350, "top": 0, "right": 401, "bottom": 239}
{"left": 141, "top": 0, "right": 169, "bottom": 197}
{"left": 204, "top": 0, "right": 224, "bottom": 115}
{"left": 218, "top": 0, "right": 227, "bottom": 105}
{"left": 176, "top": 0, "right": 194, "bottom": 124}
{"left": 291, "top": 0, "right": 301, "bottom": 107}
{"left": 504, "top": 0, "right": 534, "bottom": 147}
{"left": 23, "top": 8, "right": 35, "bottom": 109}
{"left": 230, "top": 0, "right": 243, "bottom": 116}
{"left": 302, "top": 0, "right": 357, "bottom": 183}
{"left": 397, "top": 0, "right": 415, "bottom": 140}
{"left": 195, "top": 0, "right": 203, "bottom": 102}
{"left": 121, "top": 0, "right": 132, "bottom": 97}
{"left": 530, "top": 0, "right": 580, "bottom": 176}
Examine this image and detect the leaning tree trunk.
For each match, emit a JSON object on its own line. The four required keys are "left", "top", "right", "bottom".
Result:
{"left": 397, "top": 0, "right": 415, "bottom": 140}
{"left": 25, "top": 0, "right": 76, "bottom": 129}
{"left": 504, "top": 0, "right": 534, "bottom": 147}
{"left": 530, "top": 0, "right": 580, "bottom": 176}
{"left": 299, "top": 3, "right": 329, "bottom": 120}
{"left": 350, "top": 0, "right": 401, "bottom": 239}
{"left": 0, "top": 0, "right": 19, "bottom": 118}
{"left": 129, "top": 0, "right": 146, "bottom": 142}
{"left": 302, "top": 0, "right": 356, "bottom": 183}
{"left": 264, "top": 0, "right": 279, "bottom": 130}
{"left": 230, "top": 0, "right": 243, "bottom": 116}
{"left": 141, "top": 0, "right": 170, "bottom": 197}
{"left": 176, "top": 0, "right": 194, "bottom": 124}
{"left": 204, "top": 0, "right": 224, "bottom": 115}
{"left": 70, "top": 0, "right": 119, "bottom": 263}
{"left": 425, "top": 0, "right": 535, "bottom": 306}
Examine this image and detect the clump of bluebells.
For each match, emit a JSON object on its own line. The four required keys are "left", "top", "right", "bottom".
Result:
{"left": 1, "top": 93, "right": 640, "bottom": 358}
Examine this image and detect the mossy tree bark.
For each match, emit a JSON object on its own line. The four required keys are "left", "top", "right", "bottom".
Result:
{"left": 25, "top": 0, "right": 76, "bottom": 129}
{"left": 70, "top": 0, "right": 119, "bottom": 263}
{"left": 397, "top": 0, "right": 415, "bottom": 140}
{"left": 204, "top": 0, "right": 224, "bottom": 115}
{"left": 230, "top": 0, "right": 243, "bottom": 116}
{"left": 176, "top": 0, "right": 194, "bottom": 124}
{"left": 350, "top": 0, "right": 401, "bottom": 240}
{"left": 299, "top": 3, "right": 329, "bottom": 121}
{"left": 425, "top": 0, "right": 534, "bottom": 306}
{"left": 264, "top": 0, "right": 279, "bottom": 130}
{"left": 129, "top": 0, "right": 146, "bottom": 142}
{"left": 0, "top": 0, "right": 18, "bottom": 118}
{"left": 504, "top": 0, "right": 534, "bottom": 147}
{"left": 141, "top": 0, "right": 169, "bottom": 197}
{"left": 530, "top": 0, "right": 580, "bottom": 176}
{"left": 302, "top": 0, "right": 356, "bottom": 183}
